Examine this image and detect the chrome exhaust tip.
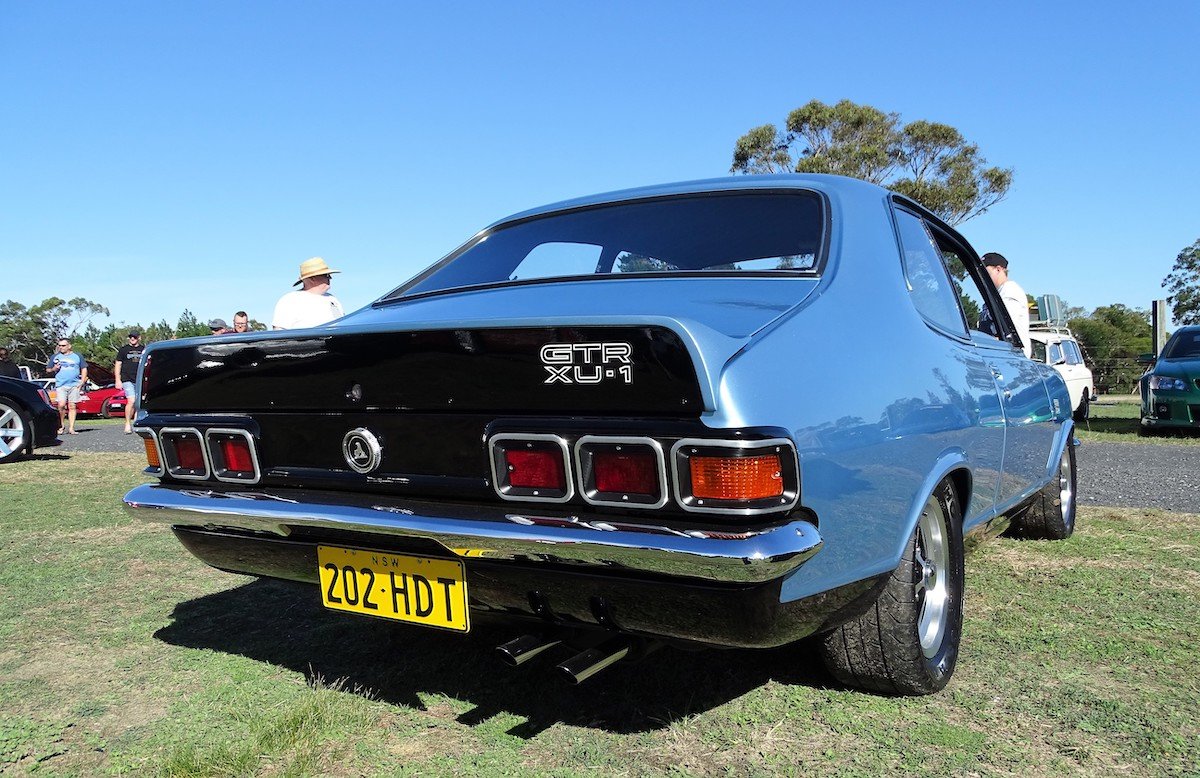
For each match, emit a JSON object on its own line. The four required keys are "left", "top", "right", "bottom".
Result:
{"left": 555, "top": 637, "right": 631, "bottom": 685}
{"left": 496, "top": 634, "right": 562, "bottom": 667}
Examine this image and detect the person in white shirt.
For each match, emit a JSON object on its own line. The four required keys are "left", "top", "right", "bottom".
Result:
{"left": 272, "top": 257, "right": 346, "bottom": 329}
{"left": 981, "top": 252, "right": 1031, "bottom": 358}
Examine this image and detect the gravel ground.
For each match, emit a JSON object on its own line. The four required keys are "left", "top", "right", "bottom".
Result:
{"left": 44, "top": 423, "right": 1198, "bottom": 513}
{"left": 47, "top": 420, "right": 144, "bottom": 454}
{"left": 1076, "top": 439, "right": 1199, "bottom": 514}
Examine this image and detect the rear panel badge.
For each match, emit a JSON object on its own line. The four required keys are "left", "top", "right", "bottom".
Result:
{"left": 343, "top": 428, "right": 383, "bottom": 473}
{"left": 540, "top": 342, "right": 633, "bottom": 385}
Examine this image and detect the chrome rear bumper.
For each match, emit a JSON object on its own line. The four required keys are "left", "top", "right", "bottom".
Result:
{"left": 123, "top": 483, "right": 822, "bottom": 584}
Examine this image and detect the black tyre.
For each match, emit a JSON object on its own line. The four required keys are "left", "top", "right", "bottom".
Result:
{"left": 0, "top": 399, "right": 32, "bottom": 464}
{"left": 820, "top": 479, "right": 965, "bottom": 695}
{"left": 1009, "top": 440, "right": 1077, "bottom": 540}
{"left": 1073, "top": 392, "right": 1090, "bottom": 423}
{"left": 101, "top": 398, "right": 115, "bottom": 418}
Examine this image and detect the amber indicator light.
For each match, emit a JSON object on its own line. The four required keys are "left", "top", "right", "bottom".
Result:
{"left": 142, "top": 436, "right": 161, "bottom": 469}
{"left": 690, "top": 453, "right": 784, "bottom": 500}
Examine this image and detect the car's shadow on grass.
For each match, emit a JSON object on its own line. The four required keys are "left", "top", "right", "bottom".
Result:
{"left": 155, "top": 578, "right": 834, "bottom": 735}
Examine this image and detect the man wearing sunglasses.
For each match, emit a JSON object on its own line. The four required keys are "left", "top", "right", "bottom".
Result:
{"left": 46, "top": 338, "right": 87, "bottom": 434}
{"left": 113, "top": 331, "right": 144, "bottom": 434}
{"left": 271, "top": 257, "right": 345, "bottom": 330}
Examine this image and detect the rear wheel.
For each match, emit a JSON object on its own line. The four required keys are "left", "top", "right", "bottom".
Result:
{"left": 819, "top": 479, "right": 965, "bottom": 695}
{"left": 1010, "top": 441, "right": 1077, "bottom": 540}
{"left": 1073, "top": 391, "right": 1090, "bottom": 422}
{"left": 101, "top": 398, "right": 116, "bottom": 418}
{"left": 0, "top": 399, "right": 32, "bottom": 464}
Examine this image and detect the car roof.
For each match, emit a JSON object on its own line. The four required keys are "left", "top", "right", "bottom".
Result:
{"left": 486, "top": 173, "right": 888, "bottom": 230}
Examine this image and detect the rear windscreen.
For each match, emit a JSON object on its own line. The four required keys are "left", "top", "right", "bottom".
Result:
{"left": 385, "top": 191, "right": 826, "bottom": 300}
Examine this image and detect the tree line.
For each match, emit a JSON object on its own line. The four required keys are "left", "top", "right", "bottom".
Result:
{"left": 0, "top": 297, "right": 265, "bottom": 379}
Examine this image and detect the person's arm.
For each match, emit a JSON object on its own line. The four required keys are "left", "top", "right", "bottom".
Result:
{"left": 79, "top": 358, "right": 88, "bottom": 388}
{"left": 47, "top": 356, "right": 60, "bottom": 374}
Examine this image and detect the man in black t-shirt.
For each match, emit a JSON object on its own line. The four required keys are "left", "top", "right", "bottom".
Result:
{"left": 0, "top": 347, "right": 19, "bottom": 379}
{"left": 113, "top": 331, "right": 144, "bottom": 434}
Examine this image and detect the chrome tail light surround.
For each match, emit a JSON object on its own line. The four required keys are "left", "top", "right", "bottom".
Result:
{"left": 573, "top": 435, "right": 668, "bottom": 509}
{"left": 205, "top": 428, "right": 261, "bottom": 484}
{"left": 488, "top": 433, "right": 574, "bottom": 503}
{"left": 670, "top": 438, "right": 800, "bottom": 516}
{"left": 133, "top": 426, "right": 162, "bottom": 475}
{"left": 158, "top": 427, "right": 210, "bottom": 481}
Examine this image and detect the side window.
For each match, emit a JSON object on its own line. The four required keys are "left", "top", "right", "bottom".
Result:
{"left": 1048, "top": 342, "right": 1064, "bottom": 364}
{"left": 896, "top": 211, "right": 967, "bottom": 337}
{"left": 930, "top": 239, "right": 1007, "bottom": 344}
{"left": 1031, "top": 340, "right": 1047, "bottom": 363}
{"left": 1066, "top": 341, "right": 1084, "bottom": 364}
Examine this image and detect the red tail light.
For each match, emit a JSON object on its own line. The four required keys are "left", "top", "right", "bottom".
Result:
{"left": 220, "top": 437, "right": 254, "bottom": 473}
{"left": 593, "top": 451, "right": 657, "bottom": 494}
{"left": 489, "top": 434, "right": 572, "bottom": 503}
{"left": 505, "top": 449, "right": 565, "bottom": 490}
{"left": 175, "top": 437, "right": 206, "bottom": 471}
{"left": 160, "top": 428, "right": 209, "bottom": 480}
{"left": 575, "top": 436, "right": 666, "bottom": 509}
{"left": 206, "top": 429, "right": 260, "bottom": 483}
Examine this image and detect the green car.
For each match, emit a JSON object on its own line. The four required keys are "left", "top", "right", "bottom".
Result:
{"left": 1139, "top": 325, "right": 1200, "bottom": 434}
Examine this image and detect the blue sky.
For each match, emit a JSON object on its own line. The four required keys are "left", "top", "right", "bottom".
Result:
{"left": 2, "top": 1, "right": 1197, "bottom": 330}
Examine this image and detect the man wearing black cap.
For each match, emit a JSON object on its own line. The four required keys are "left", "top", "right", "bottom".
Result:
{"left": 114, "top": 331, "right": 144, "bottom": 434}
{"left": 981, "top": 253, "right": 1031, "bottom": 357}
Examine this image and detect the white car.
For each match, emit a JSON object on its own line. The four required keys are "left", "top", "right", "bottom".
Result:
{"left": 1028, "top": 330, "right": 1094, "bottom": 421}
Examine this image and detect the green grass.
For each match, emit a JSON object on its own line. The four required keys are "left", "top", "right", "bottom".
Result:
{"left": 1076, "top": 397, "right": 1200, "bottom": 444}
{"left": 1, "top": 454, "right": 1198, "bottom": 775}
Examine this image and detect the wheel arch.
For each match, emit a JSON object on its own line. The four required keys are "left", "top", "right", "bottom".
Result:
{"left": 891, "top": 449, "right": 971, "bottom": 567}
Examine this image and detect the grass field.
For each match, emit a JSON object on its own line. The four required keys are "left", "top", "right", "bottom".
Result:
{"left": 1075, "top": 396, "right": 1200, "bottom": 445}
{"left": 1, "top": 453, "right": 1198, "bottom": 776}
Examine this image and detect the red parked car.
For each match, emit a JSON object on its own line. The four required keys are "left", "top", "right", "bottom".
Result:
{"left": 77, "top": 382, "right": 128, "bottom": 417}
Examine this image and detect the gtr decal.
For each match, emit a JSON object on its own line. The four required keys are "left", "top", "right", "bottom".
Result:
{"left": 540, "top": 342, "right": 633, "bottom": 385}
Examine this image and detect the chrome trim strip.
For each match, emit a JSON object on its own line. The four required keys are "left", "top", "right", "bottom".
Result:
{"left": 670, "top": 437, "right": 800, "bottom": 516}
{"left": 573, "top": 435, "right": 668, "bottom": 510}
{"left": 488, "top": 433, "right": 574, "bottom": 504}
{"left": 123, "top": 483, "right": 822, "bottom": 584}
{"left": 159, "top": 427, "right": 210, "bottom": 481}
{"left": 205, "top": 428, "right": 262, "bottom": 485}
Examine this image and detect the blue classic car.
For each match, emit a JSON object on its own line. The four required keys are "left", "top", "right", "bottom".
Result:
{"left": 123, "top": 174, "right": 1077, "bottom": 695}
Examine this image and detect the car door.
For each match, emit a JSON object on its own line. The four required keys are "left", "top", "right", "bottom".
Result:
{"left": 893, "top": 207, "right": 1003, "bottom": 525}
{"left": 922, "top": 222, "right": 1060, "bottom": 511}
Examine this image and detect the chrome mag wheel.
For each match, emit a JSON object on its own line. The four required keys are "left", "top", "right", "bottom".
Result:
{"left": 0, "top": 401, "right": 28, "bottom": 461}
{"left": 915, "top": 495, "right": 951, "bottom": 658}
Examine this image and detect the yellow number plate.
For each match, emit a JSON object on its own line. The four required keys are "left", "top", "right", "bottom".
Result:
{"left": 317, "top": 546, "right": 469, "bottom": 632}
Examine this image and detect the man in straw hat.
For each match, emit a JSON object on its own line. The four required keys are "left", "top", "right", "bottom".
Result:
{"left": 271, "top": 257, "right": 346, "bottom": 330}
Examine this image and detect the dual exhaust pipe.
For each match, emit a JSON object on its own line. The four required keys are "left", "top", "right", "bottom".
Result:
{"left": 496, "top": 633, "right": 641, "bottom": 684}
